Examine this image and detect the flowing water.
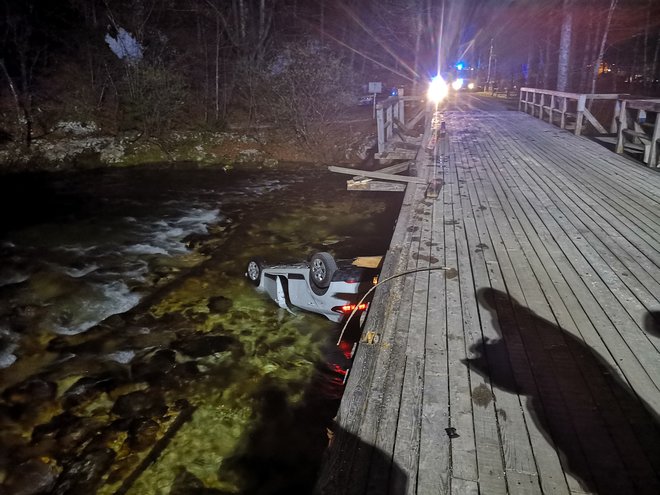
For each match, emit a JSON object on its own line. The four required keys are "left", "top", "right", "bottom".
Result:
{"left": 0, "top": 165, "right": 401, "bottom": 494}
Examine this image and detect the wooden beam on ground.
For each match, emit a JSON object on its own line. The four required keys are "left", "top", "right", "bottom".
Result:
{"left": 376, "top": 160, "right": 413, "bottom": 175}
{"left": 347, "top": 178, "right": 407, "bottom": 191}
{"left": 328, "top": 165, "right": 425, "bottom": 184}
{"left": 374, "top": 150, "right": 418, "bottom": 160}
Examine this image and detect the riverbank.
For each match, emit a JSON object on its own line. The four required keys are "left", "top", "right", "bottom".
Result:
{"left": 0, "top": 116, "right": 376, "bottom": 173}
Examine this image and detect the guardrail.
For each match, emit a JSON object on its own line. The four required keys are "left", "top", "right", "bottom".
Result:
{"left": 615, "top": 98, "right": 660, "bottom": 167}
{"left": 519, "top": 88, "right": 627, "bottom": 136}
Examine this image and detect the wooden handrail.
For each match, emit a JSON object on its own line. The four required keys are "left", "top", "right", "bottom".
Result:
{"left": 519, "top": 88, "right": 628, "bottom": 136}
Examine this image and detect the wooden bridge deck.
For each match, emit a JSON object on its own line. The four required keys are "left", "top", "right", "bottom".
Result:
{"left": 317, "top": 111, "right": 660, "bottom": 495}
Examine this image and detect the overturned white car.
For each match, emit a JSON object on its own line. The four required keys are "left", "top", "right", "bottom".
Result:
{"left": 245, "top": 252, "right": 381, "bottom": 322}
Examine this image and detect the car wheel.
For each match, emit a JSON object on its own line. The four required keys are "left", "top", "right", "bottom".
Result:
{"left": 309, "top": 252, "right": 337, "bottom": 289}
{"left": 246, "top": 258, "right": 264, "bottom": 286}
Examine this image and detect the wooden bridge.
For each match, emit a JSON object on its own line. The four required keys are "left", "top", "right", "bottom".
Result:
{"left": 317, "top": 95, "right": 660, "bottom": 494}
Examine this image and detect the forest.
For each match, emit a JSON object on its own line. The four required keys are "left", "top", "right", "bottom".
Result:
{"left": 0, "top": 0, "right": 659, "bottom": 152}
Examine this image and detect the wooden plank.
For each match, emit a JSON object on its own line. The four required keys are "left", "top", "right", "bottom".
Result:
{"left": 464, "top": 113, "right": 660, "bottom": 491}
{"left": 315, "top": 180, "right": 421, "bottom": 494}
{"left": 453, "top": 132, "right": 508, "bottom": 495}
{"left": 328, "top": 165, "right": 426, "bottom": 184}
{"left": 377, "top": 161, "right": 413, "bottom": 175}
{"left": 390, "top": 195, "right": 434, "bottom": 494}
{"left": 375, "top": 150, "right": 419, "bottom": 161}
{"left": 468, "top": 124, "right": 637, "bottom": 493}
{"left": 461, "top": 131, "right": 572, "bottom": 495}
{"left": 582, "top": 108, "right": 607, "bottom": 134}
{"left": 416, "top": 153, "right": 451, "bottom": 494}
{"left": 347, "top": 179, "right": 407, "bottom": 192}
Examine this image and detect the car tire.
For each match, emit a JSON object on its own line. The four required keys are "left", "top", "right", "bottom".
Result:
{"left": 246, "top": 258, "right": 264, "bottom": 286}
{"left": 309, "top": 252, "right": 337, "bottom": 289}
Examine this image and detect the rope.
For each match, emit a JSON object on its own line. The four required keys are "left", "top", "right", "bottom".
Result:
{"left": 336, "top": 265, "right": 450, "bottom": 345}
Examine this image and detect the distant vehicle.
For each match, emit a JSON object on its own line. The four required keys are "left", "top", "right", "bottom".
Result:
{"left": 357, "top": 94, "right": 376, "bottom": 106}
{"left": 245, "top": 252, "right": 380, "bottom": 322}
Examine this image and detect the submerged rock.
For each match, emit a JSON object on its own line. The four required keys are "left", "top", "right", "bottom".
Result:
{"left": 126, "top": 417, "right": 160, "bottom": 451}
{"left": 61, "top": 373, "right": 120, "bottom": 408}
{"left": 207, "top": 296, "right": 232, "bottom": 313}
{"left": 172, "top": 334, "right": 241, "bottom": 358}
{"left": 53, "top": 448, "right": 116, "bottom": 495}
{"left": 111, "top": 390, "right": 167, "bottom": 418}
{"left": 3, "top": 378, "right": 57, "bottom": 412}
{"left": 131, "top": 349, "right": 177, "bottom": 384}
{"left": 0, "top": 458, "right": 58, "bottom": 495}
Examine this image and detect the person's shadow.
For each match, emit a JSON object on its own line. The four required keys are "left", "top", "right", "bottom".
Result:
{"left": 465, "top": 288, "right": 660, "bottom": 494}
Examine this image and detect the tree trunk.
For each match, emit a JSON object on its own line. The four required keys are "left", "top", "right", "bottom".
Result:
{"left": 589, "top": 0, "right": 617, "bottom": 96}
{"left": 557, "top": 0, "right": 573, "bottom": 91}
{"left": 0, "top": 59, "right": 23, "bottom": 138}
{"left": 580, "top": 12, "right": 594, "bottom": 92}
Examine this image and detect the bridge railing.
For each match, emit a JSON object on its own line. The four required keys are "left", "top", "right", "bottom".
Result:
{"left": 375, "top": 90, "right": 426, "bottom": 157}
{"left": 615, "top": 98, "right": 660, "bottom": 167}
{"left": 519, "top": 88, "right": 627, "bottom": 136}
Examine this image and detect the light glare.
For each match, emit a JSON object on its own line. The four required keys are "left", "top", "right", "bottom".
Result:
{"left": 428, "top": 76, "right": 449, "bottom": 103}
{"left": 452, "top": 78, "right": 464, "bottom": 91}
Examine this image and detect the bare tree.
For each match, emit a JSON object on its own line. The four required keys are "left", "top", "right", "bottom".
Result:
{"left": 557, "top": 0, "right": 573, "bottom": 91}
{"left": 589, "top": 0, "right": 618, "bottom": 95}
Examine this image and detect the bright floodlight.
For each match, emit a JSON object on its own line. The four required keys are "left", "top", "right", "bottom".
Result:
{"left": 428, "top": 76, "right": 448, "bottom": 103}
{"left": 467, "top": 82, "right": 475, "bottom": 90}
{"left": 452, "top": 78, "right": 464, "bottom": 91}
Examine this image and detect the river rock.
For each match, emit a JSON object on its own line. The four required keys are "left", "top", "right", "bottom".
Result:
{"left": 172, "top": 334, "right": 241, "bottom": 358}
{"left": 0, "top": 458, "right": 58, "bottom": 495}
{"left": 207, "top": 296, "right": 232, "bottom": 313}
{"left": 126, "top": 417, "right": 159, "bottom": 451}
{"left": 3, "top": 378, "right": 57, "bottom": 409}
{"left": 62, "top": 373, "right": 119, "bottom": 408}
{"left": 53, "top": 448, "right": 116, "bottom": 495}
{"left": 111, "top": 390, "right": 167, "bottom": 418}
{"left": 131, "top": 349, "right": 176, "bottom": 384}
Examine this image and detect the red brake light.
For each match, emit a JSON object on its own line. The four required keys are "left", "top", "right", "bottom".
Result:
{"left": 340, "top": 303, "right": 368, "bottom": 313}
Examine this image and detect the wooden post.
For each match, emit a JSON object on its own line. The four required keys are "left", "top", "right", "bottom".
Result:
{"left": 377, "top": 106, "right": 386, "bottom": 154}
{"left": 615, "top": 99, "right": 627, "bottom": 154}
{"left": 538, "top": 93, "right": 544, "bottom": 119}
{"left": 610, "top": 100, "right": 620, "bottom": 133}
{"left": 575, "top": 94, "right": 586, "bottom": 136}
{"left": 398, "top": 87, "right": 405, "bottom": 126}
{"left": 560, "top": 97, "right": 567, "bottom": 129}
{"left": 649, "top": 114, "right": 660, "bottom": 167}
{"left": 386, "top": 104, "right": 393, "bottom": 140}
{"left": 549, "top": 95, "right": 555, "bottom": 124}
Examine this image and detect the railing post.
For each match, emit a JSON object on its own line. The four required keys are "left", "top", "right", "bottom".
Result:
{"left": 611, "top": 100, "right": 620, "bottom": 133}
{"left": 575, "top": 94, "right": 586, "bottom": 136}
{"left": 386, "top": 104, "right": 393, "bottom": 140}
{"left": 615, "top": 99, "right": 627, "bottom": 154}
{"left": 518, "top": 89, "right": 523, "bottom": 112}
{"left": 649, "top": 113, "right": 660, "bottom": 167}
{"left": 549, "top": 95, "right": 555, "bottom": 124}
{"left": 377, "top": 106, "right": 386, "bottom": 154}
{"left": 398, "top": 87, "right": 405, "bottom": 126}
{"left": 560, "top": 97, "right": 567, "bottom": 129}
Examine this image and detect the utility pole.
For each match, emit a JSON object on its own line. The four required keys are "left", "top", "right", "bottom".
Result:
{"left": 486, "top": 38, "right": 494, "bottom": 90}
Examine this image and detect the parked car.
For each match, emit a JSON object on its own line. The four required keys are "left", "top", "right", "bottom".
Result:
{"left": 245, "top": 252, "right": 380, "bottom": 322}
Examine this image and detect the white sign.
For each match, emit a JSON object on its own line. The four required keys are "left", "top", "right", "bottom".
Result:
{"left": 368, "top": 82, "right": 383, "bottom": 94}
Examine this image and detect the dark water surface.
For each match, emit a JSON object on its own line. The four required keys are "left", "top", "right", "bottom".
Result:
{"left": 0, "top": 165, "right": 401, "bottom": 494}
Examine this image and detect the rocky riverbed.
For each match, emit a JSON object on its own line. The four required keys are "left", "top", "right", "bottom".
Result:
{"left": 0, "top": 166, "right": 400, "bottom": 494}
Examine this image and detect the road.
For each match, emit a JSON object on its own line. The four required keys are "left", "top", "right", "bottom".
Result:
{"left": 442, "top": 92, "right": 518, "bottom": 111}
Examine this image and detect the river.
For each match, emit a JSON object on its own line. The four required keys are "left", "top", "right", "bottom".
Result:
{"left": 0, "top": 165, "right": 401, "bottom": 494}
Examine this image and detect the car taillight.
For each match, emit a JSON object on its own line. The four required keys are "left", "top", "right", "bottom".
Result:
{"left": 333, "top": 303, "right": 368, "bottom": 314}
